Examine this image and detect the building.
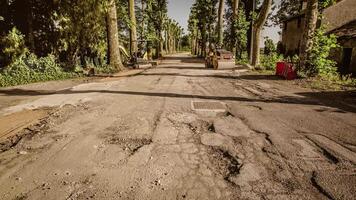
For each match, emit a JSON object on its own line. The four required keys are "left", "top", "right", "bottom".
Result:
{"left": 280, "top": 0, "right": 356, "bottom": 75}
{"left": 280, "top": 0, "right": 307, "bottom": 57}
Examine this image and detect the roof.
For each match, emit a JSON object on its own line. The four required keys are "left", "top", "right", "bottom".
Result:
{"left": 329, "top": 20, "right": 356, "bottom": 39}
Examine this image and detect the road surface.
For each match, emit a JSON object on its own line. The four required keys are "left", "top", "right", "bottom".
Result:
{"left": 0, "top": 54, "right": 355, "bottom": 200}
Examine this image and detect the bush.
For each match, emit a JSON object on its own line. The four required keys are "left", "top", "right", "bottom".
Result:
{"left": 264, "top": 37, "right": 276, "bottom": 56}
{"left": 307, "top": 26, "right": 339, "bottom": 78}
{"left": 94, "top": 64, "right": 118, "bottom": 74}
{"left": 0, "top": 27, "right": 28, "bottom": 66}
{"left": 0, "top": 28, "right": 79, "bottom": 87}
{"left": 261, "top": 53, "right": 284, "bottom": 70}
{"left": 0, "top": 53, "right": 78, "bottom": 87}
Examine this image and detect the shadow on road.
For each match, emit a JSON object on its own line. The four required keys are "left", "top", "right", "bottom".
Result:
{"left": 157, "top": 66, "right": 207, "bottom": 70}
{"left": 1, "top": 88, "right": 355, "bottom": 113}
{"left": 238, "top": 74, "right": 283, "bottom": 80}
{"left": 162, "top": 56, "right": 204, "bottom": 64}
{"left": 138, "top": 72, "right": 239, "bottom": 80}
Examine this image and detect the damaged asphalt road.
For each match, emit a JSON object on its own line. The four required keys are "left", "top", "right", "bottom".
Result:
{"left": 0, "top": 54, "right": 355, "bottom": 200}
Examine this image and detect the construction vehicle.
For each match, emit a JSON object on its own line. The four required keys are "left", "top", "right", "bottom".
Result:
{"left": 205, "top": 48, "right": 235, "bottom": 70}
{"left": 122, "top": 40, "right": 155, "bottom": 69}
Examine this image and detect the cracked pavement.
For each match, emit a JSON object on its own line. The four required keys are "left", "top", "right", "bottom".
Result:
{"left": 0, "top": 53, "right": 355, "bottom": 200}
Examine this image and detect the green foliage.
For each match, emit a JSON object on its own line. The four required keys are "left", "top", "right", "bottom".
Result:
{"left": 0, "top": 53, "right": 78, "bottom": 87}
{"left": 235, "top": 9, "right": 250, "bottom": 56}
{"left": 1, "top": 27, "right": 28, "bottom": 65}
{"left": 223, "top": 5, "right": 250, "bottom": 59}
{"left": 272, "top": 0, "right": 336, "bottom": 25}
{"left": 188, "top": 0, "right": 218, "bottom": 55}
{"left": 94, "top": 64, "right": 118, "bottom": 74}
{"left": 236, "top": 52, "right": 249, "bottom": 65}
{"left": 320, "top": 0, "right": 336, "bottom": 8}
{"left": 307, "top": 26, "right": 339, "bottom": 77}
{"left": 261, "top": 53, "right": 284, "bottom": 70}
{"left": 264, "top": 37, "right": 276, "bottom": 55}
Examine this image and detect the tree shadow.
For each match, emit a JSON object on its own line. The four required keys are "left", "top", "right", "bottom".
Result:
{"left": 1, "top": 88, "right": 355, "bottom": 113}
{"left": 238, "top": 74, "right": 283, "bottom": 80}
{"left": 137, "top": 72, "right": 239, "bottom": 80}
{"left": 162, "top": 56, "right": 204, "bottom": 64}
{"left": 157, "top": 66, "right": 207, "bottom": 70}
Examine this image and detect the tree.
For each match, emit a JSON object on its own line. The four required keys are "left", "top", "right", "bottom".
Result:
{"left": 146, "top": 0, "right": 168, "bottom": 58}
{"left": 106, "top": 0, "right": 124, "bottom": 69}
{"left": 251, "top": 0, "right": 272, "bottom": 67}
{"left": 217, "top": 0, "right": 225, "bottom": 46}
{"left": 188, "top": 0, "right": 218, "bottom": 57}
{"left": 231, "top": 0, "right": 239, "bottom": 55}
{"left": 264, "top": 37, "right": 276, "bottom": 55}
{"left": 298, "top": 0, "right": 318, "bottom": 71}
{"left": 129, "top": 0, "right": 138, "bottom": 55}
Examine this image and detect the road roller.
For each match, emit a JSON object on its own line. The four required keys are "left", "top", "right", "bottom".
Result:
{"left": 205, "top": 49, "right": 235, "bottom": 70}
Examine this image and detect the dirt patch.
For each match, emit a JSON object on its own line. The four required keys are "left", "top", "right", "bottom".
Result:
{"left": 0, "top": 110, "right": 52, "bottom": 152}
{"left": 0, "top": 105, "right": 79, "bottom": 152}
{"left": 0, "top": 109, "right": 50, "bottom": 142}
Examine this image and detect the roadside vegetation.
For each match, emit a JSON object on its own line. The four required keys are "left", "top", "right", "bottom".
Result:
{"left": 1, "top": 0, "right": 355, "bottom": 89}
{"left": 187, "top": 0, "right": 355, "bottom": 90}
{"left": 0, "top": 0, "right": 186, "bottom": 87}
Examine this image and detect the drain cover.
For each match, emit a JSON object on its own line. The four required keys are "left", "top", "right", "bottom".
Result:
{"left": 191, "top": 101, "right": 226, "bottom": 112}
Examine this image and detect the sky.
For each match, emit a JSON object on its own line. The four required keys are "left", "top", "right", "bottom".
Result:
{"left": 167, "top": 0, "right": 282, "bottom": 45}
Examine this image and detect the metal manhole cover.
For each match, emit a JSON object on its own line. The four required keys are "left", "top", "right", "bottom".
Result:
{"left": 191, "top": 101, "right": 226, "bottom": 112}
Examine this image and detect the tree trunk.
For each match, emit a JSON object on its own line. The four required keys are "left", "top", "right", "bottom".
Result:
{"left": 246, "top": 0, "right": 255, "bottom": 62}
{"left": 251, "top": 0, "right": 272, "bottom": 67}
{"left": 24, "top": 0, "right": 35, "bottom": 52}
{"left": 129, "top": 0, "right": 138, "bottom": 55}
{"left": 231, "top": 0, "right": 239, "bottom": 56}
{"left": 217, "top": 0, "right": 225, "bottom": 47}
{"left": 160, "top": 35, "right": 164, "bottom": 57}
{"left": 168, "top": 26, "right": 171, "bottom": 54}
{"left": 165, "top": 30, "right": 168, "bottom": 53}
{"left": 299, "top": 0, "right": 318, "bottom": 71}
{"left": 191, "top": 36, "right": 195, "bottom": 54}
{"left": 140, "top": 0, "right": 145, "bottom": 41}
{"left": 107, "top": 0, "right": 124, "bottom": 70}
{"left": 156, "top": 30, "right": 163, "bottom": 58}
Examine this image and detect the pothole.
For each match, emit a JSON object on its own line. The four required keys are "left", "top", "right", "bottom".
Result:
{"left": 208, "top": 123, "right": 216, "bottom": 133}
{"left": 208, "top": 147, "right": 241, "bottom": 186}
{"left": 107, "top": 137, "right": 152, "bottom": 154}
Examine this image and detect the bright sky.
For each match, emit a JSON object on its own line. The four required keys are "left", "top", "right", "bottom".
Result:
{"left": 167, "top": 0, "right": 195, "bottom": 34}
{"left": 167, "top": 0, "right": 282, "bottom": 45}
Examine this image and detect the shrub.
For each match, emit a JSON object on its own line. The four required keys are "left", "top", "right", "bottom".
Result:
{"left": 307, "top": 26, "right": 339, "bottom": 78}
{"left": 0, "top": 53, "right": 78, "bottom": 87}
{"left": 94, "top": 64, "right": 118, "bottom": 74}
{"left": 0, "top": 27, "right": 28, "bottom": 66}
{"left": 264, "top": 37, "right": 276, "bottom": 56}
{"left": 261, "top": 53, "right": 284, "bottom": 70}
{"left": 0, "top": 28, "right": 79, "bottom": 87}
